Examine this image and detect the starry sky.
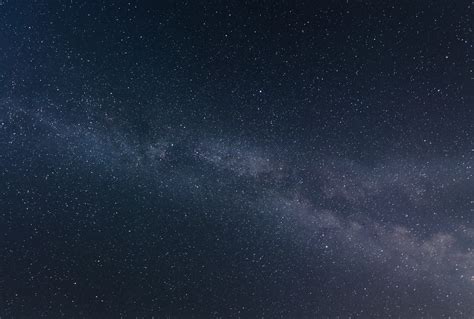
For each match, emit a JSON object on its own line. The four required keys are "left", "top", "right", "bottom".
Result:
{"left": 0, "top": 0, "right": 473, "bottom": 318}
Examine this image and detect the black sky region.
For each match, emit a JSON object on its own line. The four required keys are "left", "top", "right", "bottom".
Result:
{"left": 0, "top": 0, "right": 473, "bottom": 318}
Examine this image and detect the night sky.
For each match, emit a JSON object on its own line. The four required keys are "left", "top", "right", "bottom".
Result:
{"left": 1, "top": 1, "right": 473, "bottom": 318}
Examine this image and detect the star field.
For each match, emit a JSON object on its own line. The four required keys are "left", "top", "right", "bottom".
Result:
{"left": 0, "top": 1, "right": 473, "bottom": 318}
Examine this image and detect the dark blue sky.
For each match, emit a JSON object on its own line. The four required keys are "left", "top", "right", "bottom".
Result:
{"left": 1, "top": 0, "right": 473, "bottom": 318}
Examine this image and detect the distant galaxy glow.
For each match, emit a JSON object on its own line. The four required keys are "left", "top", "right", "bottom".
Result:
{"left": 1, "top": 1, "right": 472, "bottom": 318}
